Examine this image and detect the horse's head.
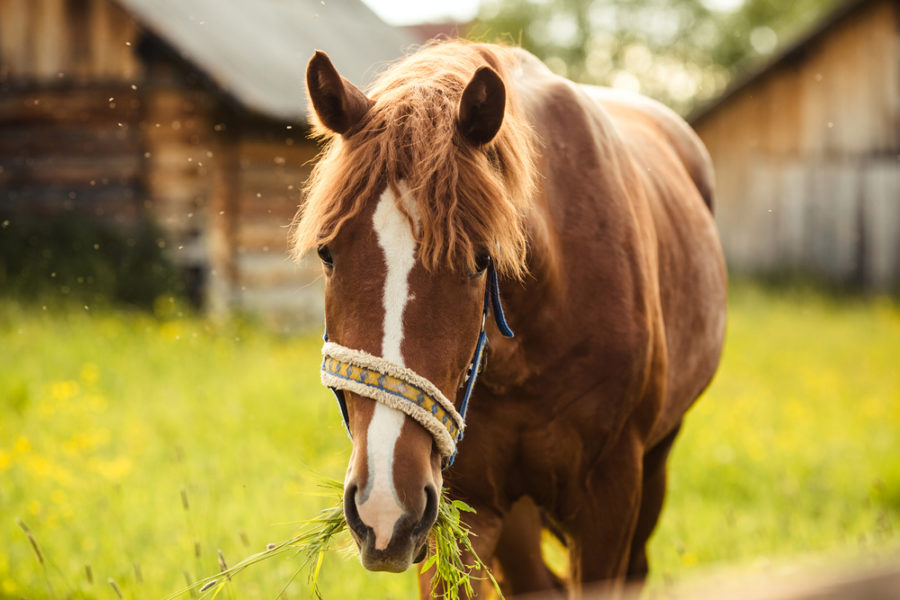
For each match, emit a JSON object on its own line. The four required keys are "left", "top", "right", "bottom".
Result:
{"left": 293, "top": 46, "right": 535, "bottom": 572}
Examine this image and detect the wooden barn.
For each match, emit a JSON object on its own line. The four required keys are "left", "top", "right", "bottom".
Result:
{"left": 0, "top": 0, "right": 415, "bottom": 327}
{"left": 690, "top": 0, "right": 900, "bottom": 290}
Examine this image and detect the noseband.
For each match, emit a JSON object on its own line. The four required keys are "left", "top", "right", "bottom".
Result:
{"left": 320, "top": 259, "right": 514, "bottom": 468}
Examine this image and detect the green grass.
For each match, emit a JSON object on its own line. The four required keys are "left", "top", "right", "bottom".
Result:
{"left": 0, "top": 303, "right": 417, "bottom": 599}
{"left": 1, "top": 283, "right": 898, "bottom": 598}
{"left": 648, "top": 283, "right": 900, "bottom": 582}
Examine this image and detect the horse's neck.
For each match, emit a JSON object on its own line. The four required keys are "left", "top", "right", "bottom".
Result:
{"left": 478, "top": 201, "right": 563, "bottom": 393}
{"left": 485, "top": 50, "right": 643, "bottom": 391}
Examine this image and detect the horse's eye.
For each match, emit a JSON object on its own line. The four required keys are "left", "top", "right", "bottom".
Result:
{"left": 317, "top": 245, "right": 334, "bottom": 268}
{"left": 471, "top": 253, "right": 491, "bottom": 277}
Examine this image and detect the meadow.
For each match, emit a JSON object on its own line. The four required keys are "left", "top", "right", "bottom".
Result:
{"left": 1, "top": 282, "right": 898, "bottom": 599}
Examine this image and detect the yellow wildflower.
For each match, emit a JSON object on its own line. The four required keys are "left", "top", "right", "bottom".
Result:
{"left": 861, "top": 396, "right": 881, "bottom": 419}
{"left": 23, "top": 455, "right": 73, "bottom": 485}
{"left": 13, "top": 436, "right": 30, "bottom": 454}
{"left": 88, "top": 394, "right": 108, "bottom": 413}
{"left": 785, "top": 399, "right": 807, "bottom": 422}
{"left": 38, "top": 400, "right": 56, "bottom": 418}
{"left": 51, "top": 489, "right": 67, "bottom": 505}
{"left": 26, "top": 455, "right": 53, "bottom": 479}
{"left": 160, "top": 321, "right": 182, "bottom": 341}
{"left": 64, "top": 428, "right": 110, "bottom": 454}
{"left": 50, "top": 380, "right": 80, "bottom": 402}
{"left": 80, "top": 363, "right": 100, "bottom": 385}
{"left": 90, "top": 456, "right": 133, "bottom": 482}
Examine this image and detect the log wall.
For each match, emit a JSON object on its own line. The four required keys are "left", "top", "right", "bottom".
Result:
{"left": 0, "top": 86, "right": 143, "bottom": 225}
{"left": 0, "top": 0, "right": 141, "bottom": 83}
{"left": 692, "top": 0, "right": 900, "bottom": 289}
{"left": 230, "top": 134, "right": 323, "bottom": 330}
{"left": 0, "top": 0, "right": 323, "bottom": 327}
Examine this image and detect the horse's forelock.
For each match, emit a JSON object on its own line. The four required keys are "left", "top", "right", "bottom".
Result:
{"left": 292, "top": 41, "right": 537, "bottom": 280}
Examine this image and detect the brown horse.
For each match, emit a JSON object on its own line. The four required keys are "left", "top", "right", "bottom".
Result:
{"left": 292, "top": 40, "right": 726, "bottom": 597}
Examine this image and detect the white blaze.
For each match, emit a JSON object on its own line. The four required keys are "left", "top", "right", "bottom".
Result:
{"left": 377, "top": 183, "right": 418, "bottom": 365}
{"left": 357, "top": 182, "right": 418, "bottom": 550}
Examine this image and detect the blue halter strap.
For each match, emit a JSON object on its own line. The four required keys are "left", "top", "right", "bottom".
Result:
{"left": 323, "top": 258, "right": 514, "bottom": 469}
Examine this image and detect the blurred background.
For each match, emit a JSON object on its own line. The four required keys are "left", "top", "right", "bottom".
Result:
{"left": 1, "top": 0, "right": 898, "bottom": 598}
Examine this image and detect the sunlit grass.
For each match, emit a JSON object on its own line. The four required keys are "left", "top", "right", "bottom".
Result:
{"left": 648, "top": 283, "right": 900, "bottom": 583}
{"left": 1, "top": 282, "right": 898, "bottom": 598}
{"left": 0, "top": 302, "right": 416, "bottom": 599}
{"left": 165, "top": 477, "right": 501, "bottom": 600}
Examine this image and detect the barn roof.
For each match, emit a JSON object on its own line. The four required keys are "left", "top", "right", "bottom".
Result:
{"left": 689, "top": 0, "right": 876, "bottom": 125}
{"left": 117, "top": 0, "right": 417, "bottom": 123}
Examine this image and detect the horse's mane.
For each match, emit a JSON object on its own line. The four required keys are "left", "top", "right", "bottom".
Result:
{"left": 291, "top": 40, "right": 537, "bottom": 279}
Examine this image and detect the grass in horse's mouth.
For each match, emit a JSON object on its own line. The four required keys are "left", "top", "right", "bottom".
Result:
{"left": 171, "top": 477, "right": 502, "bottom": 600}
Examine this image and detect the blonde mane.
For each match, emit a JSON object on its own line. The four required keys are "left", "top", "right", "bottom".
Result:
{"left": 291, "top": 41, "right": 537, "bottom": 278}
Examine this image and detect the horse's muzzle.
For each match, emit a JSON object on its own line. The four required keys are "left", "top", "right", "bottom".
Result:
{"left": 344, "top": 483, "right": 438, "bottom": 572}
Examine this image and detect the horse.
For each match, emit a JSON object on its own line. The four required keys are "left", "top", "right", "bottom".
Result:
{"left": 292, "top": 40, "right": 726, "bottom": 597}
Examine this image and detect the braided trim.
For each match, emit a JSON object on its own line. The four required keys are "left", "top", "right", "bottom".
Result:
{"left": 320, "top": 341, "right": 464, "bottom": 457}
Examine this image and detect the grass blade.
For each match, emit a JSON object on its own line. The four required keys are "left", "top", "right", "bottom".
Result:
{"left": 167, "top": 475, "right": 502, "bottom": 599}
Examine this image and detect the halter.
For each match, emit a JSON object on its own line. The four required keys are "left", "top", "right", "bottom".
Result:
{"left": 320, "top": 258, "right": 514, "bottom": 468}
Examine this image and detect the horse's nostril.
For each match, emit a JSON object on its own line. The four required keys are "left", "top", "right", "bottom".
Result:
{"left": 344, "top": 484, "right": 369, "bottom": 541}
{"left": 413, "top": 485, "right": 439, "bottom": 537}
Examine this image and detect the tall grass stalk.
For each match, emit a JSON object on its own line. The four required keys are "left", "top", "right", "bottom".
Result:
{"left": 169, "top": 477, "right": 503, "bottom": 599}
{"left": 18, "top": 519, "right": 55, "bottom": 597}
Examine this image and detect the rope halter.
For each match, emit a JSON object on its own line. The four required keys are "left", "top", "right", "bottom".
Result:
{"left": 320, "top": 258, "right": 514, "bottom": 468}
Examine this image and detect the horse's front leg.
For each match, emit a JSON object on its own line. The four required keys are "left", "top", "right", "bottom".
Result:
{"left": 417, "top": 504, "right": 503, "bottom": 599}
{"left": 565, "top": 427, "right": 644, "bottom": 597}
{"left": 493, "top": 495, "right": 566, "bottom": 597}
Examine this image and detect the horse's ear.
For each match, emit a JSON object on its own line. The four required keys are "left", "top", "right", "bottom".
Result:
{"left": 458, "top": 66, "right": 506, "bottom": 146}
{"left": 306, "top": 50, "right": 371, "bottom": 135}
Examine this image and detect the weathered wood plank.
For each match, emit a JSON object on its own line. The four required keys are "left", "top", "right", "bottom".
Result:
{"left": 862, "top": 161, "right": 900, "bottom": 289}
{"left": 234, "top": 219, "right": 293, "bottom": 252}
{"left": 806, "top": 161, "right": 861, "bottom": 282}
{"left": 0, "top": 0, "right": 30, "bottom": 78}
{"left": 773, "top": 160, "right": 808, "bottom": 269}
{"left": 0, "top": 184, "right": 143, "bottom": 222}
{"left": 0, "top": 154, "right": 142, "bottom": 186}
{"left": 0, "top": 88, "right": 142, "bottom": 123}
